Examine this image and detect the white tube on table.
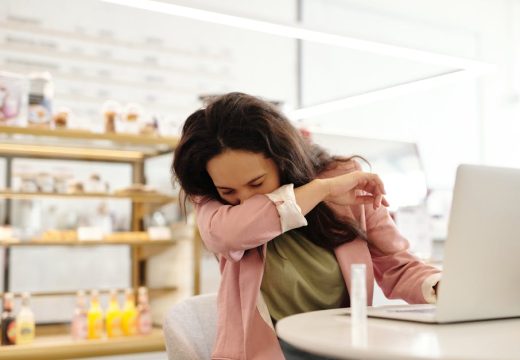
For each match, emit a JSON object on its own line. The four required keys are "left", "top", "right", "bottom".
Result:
{"left": 350, "top": 264, "right": 367, "bottom": 329}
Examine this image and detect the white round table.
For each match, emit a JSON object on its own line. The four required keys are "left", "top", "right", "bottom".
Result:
{"left": 276, "top": 308, "right": 520, "bottom": 360}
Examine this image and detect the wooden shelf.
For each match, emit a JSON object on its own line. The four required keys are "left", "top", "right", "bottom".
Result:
{"left": 0, "top": 125, "right": 179, "bottom": 161}
{"left": 0, "top": 190, "right": 177, "bottom": 204}
{"left": 0, "top": 125, "right": 179, "bottom": 147}
{"left": 0, "top": 123, "right": 198, "bottom": 333}
{"left": 0, "top": 324, "right": 165, "bottom": 360}
{"left": 0, "top": 142, "right": 147, "bottom": 162}
{"left": 0, "top": 239, "right": 177, "bottom": 247}
{"left": 0, "top": 286, "right": 177, "bottom": 298}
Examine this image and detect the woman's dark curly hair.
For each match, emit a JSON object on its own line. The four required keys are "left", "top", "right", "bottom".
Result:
{"left": 172, "top": 92, "right": 365, "bottom": 250}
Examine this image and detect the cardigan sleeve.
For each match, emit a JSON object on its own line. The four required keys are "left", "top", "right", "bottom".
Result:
{"left": 319, "top": 159, "right": 441, "bottom": 304}
{"left": 194, "top": 184, "right": 307, "bottom": 262}
{"left": 365, "top": 203, "right": 441, "bottom": 304}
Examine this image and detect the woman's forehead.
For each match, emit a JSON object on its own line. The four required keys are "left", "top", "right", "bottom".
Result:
{"left": 206, "top": 150, "right": 274, "bottom": 187}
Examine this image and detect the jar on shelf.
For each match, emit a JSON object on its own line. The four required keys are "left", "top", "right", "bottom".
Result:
{"left": 20, "top": 176, "right": 38, "bottom": 192}
{"left": 139, "top": 115, "right": 159, "bottom": 136}
{"left": 53, "top": 171, "right": 73, "bottom": 193}
{"left": 28, "top": 72, "right": 53, "bottom": 128}
{"left": 53, "top": 107, "right": 70, "bottom": 129}
{"left": 85, "top": 173, "right": 105, "bottom": 193}
{"left": 122, "top": 103, "right": 143, "bottom": 134}
{"left": 102, "top": 100, "right": 121, "bottom": 133}
{"left": 67, "top": 180, "right": 84, "bottom": 194}
{"left": 36, "top": 172, "right": 54, "bottom": 193}
{"left": 0, "top": 71, "right": 29, "bottom": 127}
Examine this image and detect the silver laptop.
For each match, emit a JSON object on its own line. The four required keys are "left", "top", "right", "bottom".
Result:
{"left": 364, "top": 164, "right": 520, "bottom": 323}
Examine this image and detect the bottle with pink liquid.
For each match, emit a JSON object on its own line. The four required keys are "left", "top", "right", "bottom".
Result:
{"left": 71, "top": 290, "right": 88, "bottom": 340}
{"left": 137, "top": 287, "right": 152, "bottom": 335}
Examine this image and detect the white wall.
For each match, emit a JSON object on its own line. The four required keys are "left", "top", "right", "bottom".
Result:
{"left": 0, "top": 0, "right": 297, "bottom": 131}
{"left": 301, "top": 0, "right": 520, "bottom": 189}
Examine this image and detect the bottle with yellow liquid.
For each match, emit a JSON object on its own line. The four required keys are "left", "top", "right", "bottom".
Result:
{"left": 121, "top": 288, "right": 137, "bottom": 336}
{"left": 105, "top": 290, "right": 122, "bottom": 338}
{"left": 16, "top": 292, "right": 35, "bottom": 345}
{"left": 87, "top": 290, "right": 103, "bottom": 340}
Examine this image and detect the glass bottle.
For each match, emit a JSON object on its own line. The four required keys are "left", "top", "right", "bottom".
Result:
{"left": 105, "top": 290, "right": 122, "bottom": 338}
{"left": 87, "top": 290, "right": 103, "bottom": 340}
{"left": 121, "top": 288, "right": 137, "bottom": 336}
{"left": 71, "top": 290, "right": 88, "bottom": 340}
{"left": 137, "top": 287, "right": 152, "bottom": 335}
{"left": 1, "top": 293, "right": 16, "bottom": 345}
{"left": 16, "top": 292, "right": 35, "bottom": 345}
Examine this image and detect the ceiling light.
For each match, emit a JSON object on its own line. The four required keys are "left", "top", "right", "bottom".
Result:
{"left": 100, "top": 0, "right": 492, "bottom": 71}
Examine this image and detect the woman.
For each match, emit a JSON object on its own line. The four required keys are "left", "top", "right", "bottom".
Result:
{"left": 172, "top": 92, "right": 441, "bottom": 360}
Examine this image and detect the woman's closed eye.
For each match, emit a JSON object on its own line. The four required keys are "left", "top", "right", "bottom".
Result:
{"left": 221, "top": 183, "right": 262, "bottom": 195}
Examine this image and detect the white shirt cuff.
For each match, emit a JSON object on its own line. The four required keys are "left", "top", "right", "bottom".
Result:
{"left": 266, "top": 184, "right": 308, "bottom": 233}
{"left": 422, "top": 273, "right": 442, "bottom": 304}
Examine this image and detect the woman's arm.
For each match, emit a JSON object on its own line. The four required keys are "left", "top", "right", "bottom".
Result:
{"left": 196, "top": 171, "right": 387, "bottom": 262}
{"left": 195, "top": 184, "right": 307, "bottom": 262}
{"left": 366, "top": 204, "right": 441, "bottom": 304}
{"left": 321, "top": 160, "right": 440, "bottom": 303}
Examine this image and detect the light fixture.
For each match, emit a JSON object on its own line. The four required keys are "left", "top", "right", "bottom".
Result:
{"left": 287, "top": 70, "right": 474, "bottom": 120}
{"left": 101, "top": 0, "right": 491, "bottom": 71}
{"left": 100, "top": 0, "right": 495, "bottom": 120}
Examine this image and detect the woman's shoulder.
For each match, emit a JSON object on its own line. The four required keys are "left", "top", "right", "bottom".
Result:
{"left": 190, "top": 195, "right": 221, "bottom": 210}
{"left": 317, "top": 157, "right": 361, "bottom": 178}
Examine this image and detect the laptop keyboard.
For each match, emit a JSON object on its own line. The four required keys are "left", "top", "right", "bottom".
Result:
{"left": 388, "top": 308, "right": 436, "bottom": 314}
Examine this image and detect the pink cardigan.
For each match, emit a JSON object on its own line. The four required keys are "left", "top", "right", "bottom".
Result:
{"left": 195, "top": 161, "right": 441, "bottom": 360}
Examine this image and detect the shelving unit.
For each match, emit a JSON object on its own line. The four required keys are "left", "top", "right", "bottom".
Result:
{"left": 0, "top": 125, "right": 196, "bottom": 358}
{"left": 0, "top": 125, "right": 179, "bottom": 162}
{"left": 0, "top": 286, "right": 179, "bottom": 299}
{"left": 0, "top": 239, "right": 177, "bottom": 246}
{"left": 0, "top": 190, "right": 177, "bottom": 204}
{"left": 0, "top": 325, "right": 166, "bottom": 360}
{"left": 0, "top": 125, "right": 179, "bottom": 148}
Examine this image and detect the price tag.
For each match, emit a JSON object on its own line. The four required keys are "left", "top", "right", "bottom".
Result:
{"left": 147, "top": 226, "right": 171, "bottom": 241}
{"left": 77, "top": 227, "right": 104, "bottom": 241}
{"left": 0, "top": 226, "right": 14, "bottom": 240}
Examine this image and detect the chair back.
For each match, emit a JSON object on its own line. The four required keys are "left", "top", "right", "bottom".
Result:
{"left": 163, "top": 293, "right": 218, "bottom": 360}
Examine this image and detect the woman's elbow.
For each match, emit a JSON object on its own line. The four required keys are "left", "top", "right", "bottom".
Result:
{"left": 200, "top": 232, "right": 244, "bottom": 262}
{"left": 201, "top": 228, "right": 236, "bottom": 254}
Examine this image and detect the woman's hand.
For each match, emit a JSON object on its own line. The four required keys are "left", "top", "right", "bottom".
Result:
{"left": 321, "top": 171, "right": 389, "bottom": 209}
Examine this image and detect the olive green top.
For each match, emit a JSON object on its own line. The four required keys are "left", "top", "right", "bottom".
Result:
{"left": 260, "top": 230, "right": 349, "bottom": 323}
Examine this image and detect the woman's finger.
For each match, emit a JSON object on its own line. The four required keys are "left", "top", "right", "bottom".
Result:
{"left": 373, "top": 174, "right": 386, "bottom": 194}
{"left": 381, "top": 196, "right": 390, "bottom": 207}
{"left": 356, "top": 194, "right": 389, "bottom": 208}
{"left": 357, "top": 174, "right": 385, "bottom": 196}
{"left": 374, "top": 193, "right": 382, "bottom": 209}
{"left": 355, "top": 195, "right": 375, "bottom": 204}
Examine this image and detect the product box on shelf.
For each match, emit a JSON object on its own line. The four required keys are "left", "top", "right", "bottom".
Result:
{"left": 0, "top": 71, "right": 29, "bottom": 127}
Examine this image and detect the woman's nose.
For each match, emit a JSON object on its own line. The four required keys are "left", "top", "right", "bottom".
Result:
{"left": 238, "top": 189, "right": 255, "bottom": 204}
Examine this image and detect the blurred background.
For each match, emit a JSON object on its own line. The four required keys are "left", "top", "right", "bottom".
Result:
{"left": 1, "top": 0, "right": 519, "bottom": 358}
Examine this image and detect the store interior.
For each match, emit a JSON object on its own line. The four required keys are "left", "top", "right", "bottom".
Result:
{"left": 1, "top": 0, "right": 520, "bottom": 359}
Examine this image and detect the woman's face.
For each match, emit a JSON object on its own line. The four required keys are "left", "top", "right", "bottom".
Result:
{"left": 206, "top": 150, "right": 281, "bottom": 205}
